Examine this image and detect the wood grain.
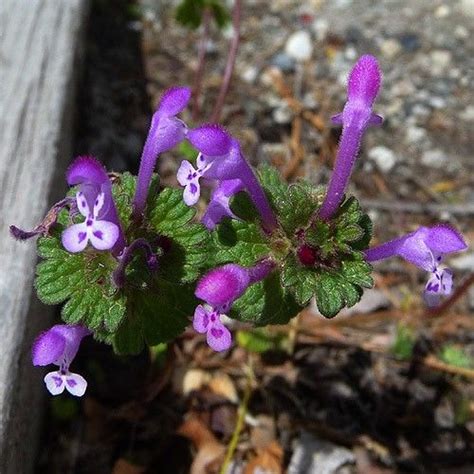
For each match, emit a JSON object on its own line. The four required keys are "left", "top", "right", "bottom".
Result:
{"left": 0, "top": 1, "right": 88, "bottom": 471}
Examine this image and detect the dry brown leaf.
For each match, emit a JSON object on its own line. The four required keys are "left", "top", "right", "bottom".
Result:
{"left": 112, "top": 459, "right": 145, "bottom": 474}
{"left": 208, "top": 372, "right": 238, "bottom": 403}
{"left": 244, "top": 440, "right": 284, "bottom": 474}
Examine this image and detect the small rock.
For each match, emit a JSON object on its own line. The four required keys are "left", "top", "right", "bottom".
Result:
{"left": 288, "top": 432, "right": 355, "bottom": 474}
{"left": 405, "top": 126, "right": 427, "bottom": 144}
{"left": 345, "top": 46, "right": 357, "bottom": 61}
{"left": 368, "top": 146, "right": 398, "bottom": 172}
{"left": 435, "top": 399, "right": 455, "bottom": 428}
{"left": 454, "top": 25, "right": 469, "bottom": 39}
{"left": 460, "top": 0, "right": 474, "bottom": 17}
{"left": 380, "top": 38, "right": 402, "bottom": 59}
{"left": 421, "top": 149, "right": 447, "bottom": 168}
{"left": 311, "top": 18, "right": 328, "bottom": 41}
{"left": 460, "top": 105, "right": 474, "bottom": 122}
{"left": 434, "top": 5, "right": 451, "bottom": 18}
{"left": 270, "top": 52, "right": 296, "bottom": 73}
{"left": 450, "top": 252, "right": 474, "bottom": 271}
{"left": 241, "top": 66, "right": 258, "bottom": 83}
{"left": 428, "top": 96, "right": 447, "bottom": 108}
{"left": 398, "top": 32, "right": 421, "bottom": 52}
{"left": 285, "top": 30, "right": 313, "bottom": 62}
{"left": 273, "top": 104, "right": 293, "bottom": 124}
{"left": 430, "top": 50, "right": 452, "bottom": 75}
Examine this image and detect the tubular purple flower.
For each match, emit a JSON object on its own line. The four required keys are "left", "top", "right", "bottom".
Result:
{"left": 193, "top": 260, "right": 274, "bottom": 351}
{"left": 179, "top": 124, "right": 278, "bottom": 233}
{"left": 318, "top": 55, "right": 383, "bottom": 221}
{"left": 201, "top": 179, "right": 244, "bottom": 229}
{"left": 32, "top": 324, "right": 91, "bottom": 396}
{"left": 133, "top": 87, "right": 191, "bottom": 219}
{"left": 365, "top": 224, "right": 467, "bottom": 307}
{"left": 62, "top": 156, "right": 124, "bottom": 254}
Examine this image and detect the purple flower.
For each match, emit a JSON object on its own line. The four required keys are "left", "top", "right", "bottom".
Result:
{"left": 32, "top": 324, "right": 91, "bottom": 396}
{"left": 318, "top": 55, "right": 383, "bottom": 221}
{"left": 179, "top": 124, "right": 278, "bottom": 233}
{"left": 61, "top": 156, "right": 123, "bottom": 254}
{"left": 193, "top": 261, "right": 274, "bottom": 351}
{"left": 365, "top": 224, "right": 467, "bottom": 307}
{"left": 202, "top": 179, "right": 244, "bottom": 230}
{"left": 133, "top": 87, "right": 191, "bottom": 219}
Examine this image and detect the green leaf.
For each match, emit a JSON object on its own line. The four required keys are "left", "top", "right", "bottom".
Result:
{"left": 36, "top": 237, "right": 126, "bottom": 339}
{"left": 149, "top": 187, "right": 209, "bottom": 282}
{"left": 232, "top": 271, "right": 302, "bottom": 325}
{"left": 391, "top": 324, "right": 415, "bottom": 360}
{"left": 210, "top": 218, "right": 271, "bottom": 267}
{"left": 236, "top": 328, "right": 283, "bottom": 353}
{"left": 113, "top": 280, "right": 196, "bottom": 355}
{"left": 176, "top": 0, "right": 204, "bottom": 29}
{"left": 209, "top": 1, "right": 230, "bottom": 28}
{"left": 439, "top": 345, "right": 473, "bottom": 369}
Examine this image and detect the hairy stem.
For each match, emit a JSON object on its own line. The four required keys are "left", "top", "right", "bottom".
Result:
{"left": 192, "top": 7, "right": 211, "bottom": 121}
{"left": 210, "top": 0, "right": 242, "bottom": 122}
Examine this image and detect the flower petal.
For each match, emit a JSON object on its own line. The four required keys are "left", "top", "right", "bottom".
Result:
{"left": 67, "top": 156, "right": 109, "bottom": 187}
{"left": 193, "top": 305, "right": 210, "bottom": 334}
{"left": 183, "top": 182, "right": 201, "bottom": 206}
{"left": 44, "top": 371, "right": 66, "bottom": 395}
{"left": 89, "top": 220, "right": 119, "bottom": 251}
{"left": 32, "top": 329, "right": 66, "bottom": 366}
{"left": 93, "top": 192, "right": 105, "bottom": 219}
{"left": 62, "top": 223, "right": 89, "bottom": 253}
{"left": 206, "top": 321, "right": 232, "bottom": 352}
{"left": 347, "top": 55, "right": 382, "bottom": 107}
{"left": 187, "top": 124, "right": 232, "bottom": 157}
{"left": 157, "top": 86, "right": 191, "bottom": 116}
{"left": 76, "top": 191, "right": 90, "bottom": 218}
{"left": 155, "top": 117, "right": 187, "bottom": 154}
{"left": 64, "top": 372, "right": 88, "bottom": 397}
{"left": 426, "top": 225, "right": 468, "bottom": 254}
{"left": 177, "top": 160, "right": 196, "bottom": 186}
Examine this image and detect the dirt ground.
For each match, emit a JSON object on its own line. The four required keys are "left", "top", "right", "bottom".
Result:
{"left": 36, "top": 0, "right": 474, "bottom": 473}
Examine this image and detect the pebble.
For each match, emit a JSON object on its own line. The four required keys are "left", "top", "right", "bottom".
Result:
{"left": 434, "top": 5, "right": 451, "bottom": 18}
{"left": 398, "top": 32, "right": 421, "bottom": 52}
{"left": 430, "top": 50, "right": 452, "bottom": 75}
{"left": 460, "top": 0, "right": 474, "bottom": 17}
{"left": 380, "top": 38, "right": 402, "bottom": 59}
{"left": 405, "top": 126, "right": 427, "bottom": 144}
{"left": 460, "top": 105, "right": 474, "bottom": 122}
{"left": 421, "top": 149, "right": 447, "bottom": 168}
{"left": 451, "top": 252, "right": 474, "bottom": 271}
{"left": 285, "top": 30, "right": 313, "bottom": 62}
{"left": 311, "top": 18, "right": 328, "bottom": 41}
{"left": 273, "top": 104, "right": 293, "bottom": 124}
{"left": 270, "top": 52, "right": 296, "bottom": 73}
{"left": 241, "top": 66, "right": 259, "bottom": 83}
{"left": 368, "top": 146, "right": 398, "bottom": 172}
{"left": 454, "top": 25, "right": 469, "bottom": 40}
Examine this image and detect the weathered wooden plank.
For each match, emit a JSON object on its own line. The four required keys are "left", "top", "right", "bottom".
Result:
{"left": 0, "top": 1, "right": 89, "bottom": 471}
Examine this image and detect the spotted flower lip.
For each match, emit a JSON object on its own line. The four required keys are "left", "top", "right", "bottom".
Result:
{"left": 365, "top": 224, "right": 467, "bottom": 307}
{"left": 192, "top": 261, "right": 275, "bottom": 351}
{"left": 32, "top": 324, "right": 91, "bottom": 397}
{"left": 180, "top": 124, "right": 278, "bottom": 233}
{"left": 318, "top": 55, "right": 383, "bottom": 221}
{"left": 132, "top": 86, "right": 191, "bottom": 219}
{"left": 64, "top": 155, "right": 125, "bottom": 254}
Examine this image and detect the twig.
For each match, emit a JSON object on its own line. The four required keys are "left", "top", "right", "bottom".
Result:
{"left": 192, "top": 7, "right": 211, "bottom": 121}
{"left": 211, "top": 0, "right": 242, "bottom": 122}
{"left": 283, "top": 116, "right": 305, "bottom": 179}
{"left": 424, "top": 273, "right": 474, "bottom": 318}
{"left": 423, "top": 355, "right": 474, "bottom": 379}
{"left": 359, "top": 198, "right": 474, "bottom": 215}
{"left": 220, "top": 358, "right": 253, "bottom": 474}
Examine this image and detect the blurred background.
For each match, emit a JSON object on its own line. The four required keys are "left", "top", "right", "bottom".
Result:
{"left": 35, "top": 0, "right": 474, "bottom": 472}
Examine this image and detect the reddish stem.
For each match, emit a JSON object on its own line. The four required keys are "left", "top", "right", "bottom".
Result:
{"left": 210, "top": 0, "right": 242, "bottom": 122}
{"left": 192, "top": 8, "right": 211, "bottom": 121}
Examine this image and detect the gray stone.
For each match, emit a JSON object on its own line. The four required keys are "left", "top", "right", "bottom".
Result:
{"left": 380, "top": 38, "right": 402, "bottom": 59}
{"left": 421, "top": 149, "right": 447, "bottom": 168}
{"left": 0, "top": 1, "right": 89, "bottom": 472}
{"left": 285, "top": 30, "right": 313, "bottom": 62}
{"left": 368, "top": 146, "right": 398, "bottom": 172}
{"left": 288, "top": 432, "right": 355, "bottom": 474}
{"left": 271, "top": 52, "right": 296, "bottom": 73}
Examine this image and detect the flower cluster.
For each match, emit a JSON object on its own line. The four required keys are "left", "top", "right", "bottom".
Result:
{"left": 10, "top": 55, "right": 468, "bottom": 398}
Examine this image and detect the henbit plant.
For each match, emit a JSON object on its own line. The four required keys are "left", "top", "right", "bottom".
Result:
{"left": 10, "top": 55, "right": 467, "bottom": 397}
